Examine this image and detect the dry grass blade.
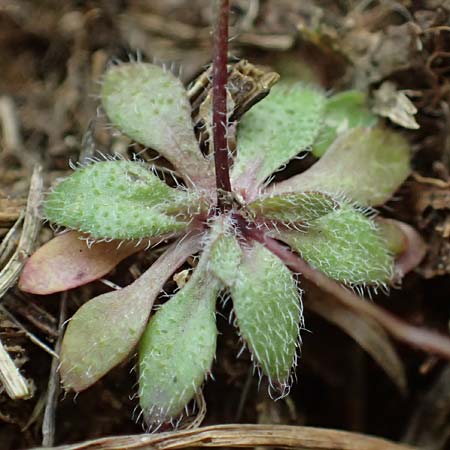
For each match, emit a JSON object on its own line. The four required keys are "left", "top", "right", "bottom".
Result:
{"left": 0, "top": 335, "right": 29, "bottom": 399}
{"left": 0, "top": 164, "right": 43, "bottom": 400}
{"left": 0, "top": 209, "right": 24, "bottom": 267}
{"left": 42, "top": 293, "right": 67, "bottom": 447}
{"left": 307, "top": 291, "right": 407, "bottom": 393}
{"left": 41, "top": 424, "right": 418, "bottom": 450}
{"left": 0, "top": 164, "right": 43, "bottom": 299}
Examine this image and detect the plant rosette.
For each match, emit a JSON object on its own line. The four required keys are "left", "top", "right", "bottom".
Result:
{"left": 19, "top": 61, "right": 420, "bottom": 428}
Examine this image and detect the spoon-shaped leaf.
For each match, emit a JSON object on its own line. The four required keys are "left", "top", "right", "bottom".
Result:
{"left": 277, "top": 205, "right": 394, "bottom": 285}
{"left": 101, "top": 63, "right": 211, "bottom": 186}
{"left": 271, "top": 127, "right": 410, "bottom": 206}
{"left": 230, "top": 242, "right": 301, "bottom": 395}
{"left": 312, "top": 90, "right": 377, "bottom": 157}
{"left": 60, "top": 234, "right": 201, "bottom": 392}
{"left": 44, "top": 161, "right": 193, "bottom": 240}
{"left": 232, "top": 83, "right": 325, "bottom": 196}
{"left": 18, "top": 231, "right": 144, "bottom": 295}
{"left": 138, "top": 258, "right": 220, "bottom": 425}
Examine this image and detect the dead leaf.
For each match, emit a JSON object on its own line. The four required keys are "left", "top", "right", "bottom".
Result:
{"left": 373, "top": 81, "right": 420, "bottom": 130}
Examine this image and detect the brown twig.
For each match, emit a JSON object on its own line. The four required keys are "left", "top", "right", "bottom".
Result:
{"left": 42, "top": 293, "right": 67, "bottom": 447}
{"left": 35, "top": 424, "right": 417, "bottom": 450}
{"left": 212, "top": 0, "right": 232, "bottom": 211}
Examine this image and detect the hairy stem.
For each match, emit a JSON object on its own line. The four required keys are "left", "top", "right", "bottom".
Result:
{"left": 255, "top": 234, "right": 450, "bottom": 360}
{"left": 212, "top": 0, "right": 232, "bottom": 211}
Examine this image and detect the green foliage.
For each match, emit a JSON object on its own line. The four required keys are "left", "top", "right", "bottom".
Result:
{"left": 232, "top": 82, "right": 325, "bottom": 189}
{"left": 230, "top": 243, "right": 300, "bottom": 387}
{"left": 44, "top": 161, "right": 192, "bottom": 240}
{"left": 101, "top": 63, "right": 211, "bottom": 186}
{"left": 24, "top": 61, "right": 414, "bottom": 428}
{"left": 272, "top": 127, "right": 410, "bottom": 206}
{"left": 279, "top": 205, "right": 393, "bottom": 285}
{"left": 248, "top": 191, "right": 337, "bottom": 225}
{"left": 138, "top": 262, "right": 219, "bottom": 424}
{"left": 208, "top": 223, "right": 243, "bottom": 286}
{"left": 312, "top": 90, "right": 377, "bottom": 157}
{"left": 60, "top": 285, "right": 152, "bottom": 392}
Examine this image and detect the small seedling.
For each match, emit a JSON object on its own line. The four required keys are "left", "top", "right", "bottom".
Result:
{"left": 18, "top": 2, "right": 417, "bottom": 428}
{"left": 18, "top": 57, "right": 413, "bottom": 428}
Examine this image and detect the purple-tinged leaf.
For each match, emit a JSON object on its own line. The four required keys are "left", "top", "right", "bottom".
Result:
{"left": 60, "top": 233, "right": 201, "bottom": 392}
{"left": 377, "top": 218, "right": 427, "bottom": 280}
{"left": 271, "top": 127, "right": 410, "bottom": 206}
{"left": 18, "top": 231, "right": 145, "bottom": 295}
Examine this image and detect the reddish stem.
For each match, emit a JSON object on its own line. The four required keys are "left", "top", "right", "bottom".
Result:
{"left": 212, "top": 0, "right": 232, "bottom": 211}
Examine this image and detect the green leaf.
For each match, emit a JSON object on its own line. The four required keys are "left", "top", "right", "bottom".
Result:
{"left": 209, "top": 233, "right": 242, "bottom": 286}
{"left": 207, "top": 216, "right": 243, "bottom": 286}
{"left": 313, "top": 91, "right": 377, "bottom": 157}
{"left": 278, "top": 206, "right": 394, "bottom": 285}
{"left": 232, "top": 83, "right": 325, "bottom": 193}
{"left": 272, "top": 127, "right": 410, "bottom": 206}
{"left": 60, "top": 235, "right": 201, "bottom": 391}
{"left": 44, "top": 161, "right": 193, "bottom": 240}
{"left": 101, "top": 63, "right": 212, "bottom": 186}
{"left": 230, "top": 243, "right": 300, "bottom": 393}
{"left": 248, "top": 191, "right": 338, "bottom": 225}
{"left": 138, "top": 261, "right": 220, "bottom": 425}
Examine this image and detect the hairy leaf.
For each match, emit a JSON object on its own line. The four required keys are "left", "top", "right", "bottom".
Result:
{"left": 208, "top": 216, "right": 243, "bottom": 286}
{"left": 101, "top": 63, "right": 211, "bottom": 186}
{"left": 272, "top": 127, "right": 410, "bottom": 206}
{"left": 313, "top": 91, "right": 377, "bottom": 157}
{"left": 232, "top": 83, "right": 325, "bottom": 196}
{"left": 231, "top": 243, "right": 300, "bottom": 393}
{"left": 278, "top": 206, "right": 394, "bottom": 285}
{"left": 249, "top": 191, "right": 338, "bottom": 226}
{"left": 44, "top": 161, "right": 193, "bottom": 240}
{"left": 18, "top": 231, "right": 144, "bottom": 295}
{"left": 60, "top": 235, "right": 200, "bottom": 391}
{"left": 138, "top": 261, "right": 220, "bottom": 425}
